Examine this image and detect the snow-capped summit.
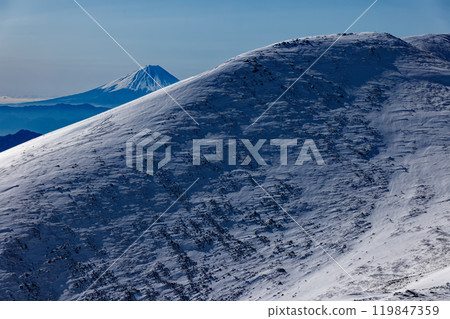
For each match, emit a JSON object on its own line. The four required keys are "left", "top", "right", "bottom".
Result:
{"left": 100, "top": 65, "right": 179, "bottom": 93}
{"left": 0, "top": 65, "right": 179, "bottom": 136}
{"left": 22, "top": 65, "right": 179, "bottom": 108}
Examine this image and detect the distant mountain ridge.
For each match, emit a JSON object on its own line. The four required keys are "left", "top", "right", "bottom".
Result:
{"left": 0, "top": 104, "right": 109, "bottom": 136}
{"left": 0, "top": 130, "right": 41, "bottom": 152}
{"left": 21, "top": 65, "right": 179, "bottom": 108}
{"left": 0, "top": 65, "right": 179, "bottom": 136}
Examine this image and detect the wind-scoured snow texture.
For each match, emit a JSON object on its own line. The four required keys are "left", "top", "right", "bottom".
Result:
{"left": 403, "top": 34, "right": 450, "bottom": 62}
{"left": 0, "top": 33, "right": 449, "bottom": 301}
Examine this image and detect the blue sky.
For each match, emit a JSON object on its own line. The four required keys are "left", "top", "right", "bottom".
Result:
{"left": 0, "top": 0, "right": 448, "bottom": 98}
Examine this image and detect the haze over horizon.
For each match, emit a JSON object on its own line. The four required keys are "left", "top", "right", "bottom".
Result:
{"left": 0, "top": 0, "right": 448, "bottom": 98}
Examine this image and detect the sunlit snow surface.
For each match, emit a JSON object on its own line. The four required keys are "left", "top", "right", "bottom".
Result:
{"left": 0, "top": 33, "right": 449, "bottom": 300}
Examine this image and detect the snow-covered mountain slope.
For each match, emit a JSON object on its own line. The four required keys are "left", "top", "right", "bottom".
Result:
{"left": 0, "top": 33, "right": 449, "bottom": 301}
{"left": 403, "top": 34, "right": 450, "bottom": 62}
{"left": 22, "top": 65, "right": 179, "bottom": 108}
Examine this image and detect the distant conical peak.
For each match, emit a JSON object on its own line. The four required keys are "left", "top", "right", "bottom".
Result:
{"left": 100, "top": 64, "right": 179, "bottom": 93}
